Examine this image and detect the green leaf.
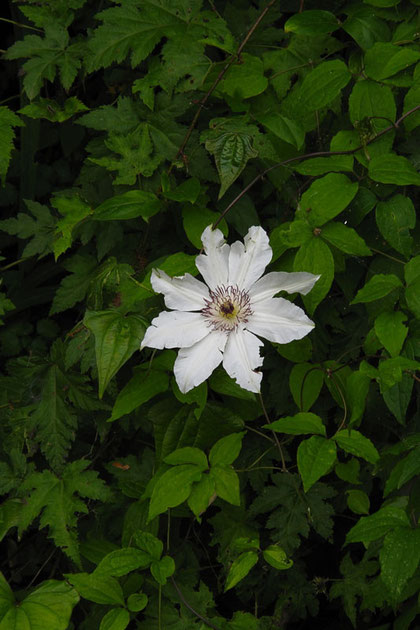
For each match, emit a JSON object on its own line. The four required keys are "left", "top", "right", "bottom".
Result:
{"left": 320, "top": 222, "right": 371, "bottom": 256}
{"left": 345, "top": 505, "right": 410, "bottom": 545}
{"left": 333, "top": 430, "right": 379, "bottom": 464}
{"left": 95, "top": 548, "right": 151, "bottom": 577}
{"left": 164, "top": 447, "right": 208, "bottom": 469}
{"left": 289, "top": 363, "right": 323, "bottom": 412}
{"left": 267, "top": 412, "right": 326, "bottom": 436}
{"left": 262, "top": 546, "right": 293, "bottom": 570}
{"left": 294, "top": 238, "right": 334, "bottom": 315}
{"left": 219, "top": 54, "right": 268, "bottom": 100}
{"left": 345, "top": 370, "right": 371, "bottom": 425}
{"left": 349, "top": 80, "right": 396, "bottom": 133}
{"left": 297, "top": 436, "right": 337, "bottom": 492}
{"left": 346, "top": 490, "right": 370, "bottom": 515}
{"left": 109, "top": 369, "right": 169, "bottom": 422}
{"left": 256, "top": 113, "right": 304, "bottom": 149}
{"left": 164, "top": 178, "right": 200, "bottom": 203}
{"left": 209, "top": 432, "right": 244, "bottom": 467}
{"left": 65, "top": 572, "right": 124, "bottom": 606}
{"left": 94, "top": 190, "right": 161, "bottom": 222}
{"left": 187, "top": 474, "right": 216, "bottom": 517}
{"left": 406, "top": 278, "right": 420, "bottom": 319}
{"left": 403, "top": 85, "right": 420, "bottom": 132}
{"left": 299, "top": 173, "right": 359, "bottom": 227}
{"left": 209, "top": 368, "right": 256, "bottom": 400}
{"left": 0, "top": 573, "right": 14, "bottom": 619}
{"left": 368, "top": 154, "right": 420, "bottom": 186}
{"left": 127, "top": 593, "right": 148, "bottom": 612}
{"left": 375, "top": 195, "right": 416, "bottom": 258}
{"left": 374, "top": 311, "right": 408, "bottom": 358}
{"left": 211, "top": 465, "right": 240, "bottom": 506}
{"left": 148, "top": 464, "right": 203, "bottom": 521}
{"left": 52, "top": 195, "right": 92, "bottom": 259}
{"left": 203, "top": 119, "right": 258, "bottom": 199}
{"left": 150, "top": 555, "right": 175, "bottom": 585}
{"left": 0, "top": 200, "right": 56, "bottom": 259}
{"left": 284, "top": 10, "right": 339, "bottom": 35}
{"left": 19, "top": 97, "right": 88, "bottom": 122}
{"left": 343, "top": 12, "right": 391, "bottom": 51}
{"left": 295, "top": 59, "right": 351, "bottom": 112}
{"left": 224, "top": 551, "right": 258, "bottom": 591}
{"left": 380, "top": 527, "right": 420, "bottom": 603}
{"left": 182, "top": 206, "right": 228, "bottom": 249}
{"left": 99, "top": 608, "right": 130, "bottom": 630}
{"left": 84, "top": 310, "right": 146, "bottom": 398}
{"left": 0, "top": 106, "right": 24, "bottom": 186}
{"left": 134, "top": 531, "right": 163, "bottom": 560}
{"left": 18, "top": 462, "right": 110, "bottom": 567}
{"left": 351, "top": 274, "right": 402, "bottom": 304}
{"left": 384, "top": 446, "right": 420, "bottom": 496}
{"left": 364, "top": 42, "right": 420, "bottom": 81}
{"left": 404, "top": 255, "right": 420, "bottom": 285}
{"left": 293, "top": 155, "right": 353, "bottom": 176}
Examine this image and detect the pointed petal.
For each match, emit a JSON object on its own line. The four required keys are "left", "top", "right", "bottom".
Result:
{"left": 141, "top": 311, "right": 209, "bottom": 350}
{"left": 151, "top": 269, "right": 209, "bottom": 311}
{"left": 174, "top": 331, "right": 227, "bottom": 393}
{"left": 249, "top": 271, "right": 320, "bottom": 304}
{"left": 195, "top": 226, "right": 229, "bottom": 290}
{"left": 246, "top": 297, "right": 315, "bottom": 344}
{"left": 223, "top": 329, "right": 263, "bottom": 393}
{"left": 228, "top": 226, "right": 272, "bottom": 290}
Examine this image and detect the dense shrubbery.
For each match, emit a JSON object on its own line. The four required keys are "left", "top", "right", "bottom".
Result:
{"left": 0, "top": 0, "right": 420, "bottom": 628}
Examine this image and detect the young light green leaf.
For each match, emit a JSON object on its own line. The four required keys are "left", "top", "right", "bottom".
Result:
{"left": 267, "top": 412, "right": 326, "bottom": 436}
{"left": 148, "top": 464, "right": 203, "bottom": 521}
{"left": 187, "top": 474, "right": 216, "bottom": 517}
{"left": 346, "top": 490, "right": 370, "bottom": 515}
{"left": 210, "top": 465, "right": 240, "bottom": 506}
{"left": 109, "top": 369, "right": 169, "bottom": 422}
{"left": 351, "top": 274, "right": 402, "bottom": 304}
{"left": 133, "top": 531, "right": 162, "bottom": 560}
{"left": 320, "top": 222, "right": 371, "bottom": 256}
{"left": 19, "top": 97, "right": 88, "bottom": 123}
{"left": 224, "top": 551, "right": 258, "bottom": 591}
{"left": 127, "top": 593, "right": 148, "bottom": 613}
{"left": 375, "top": 195, "right": 415, "bottom": 259}
{"left": 94, "top": 191, "right": 161, "bottom": 222}
{"left": 345, "top": 505, "right": 410, "bottom": 545}
{"left": 297, "top": 436, "right": 337, "bottom": 492}
{"left": 374, "top": 311, "right": 408, "bottom": 358}
{"left": 289, "top": 363, "right": 324, "bottom": 412}
{"left": 150, "top": 555, "right": 175, "bottom": 585}
{"left": 52, "top": 195, "right": 92, "bottom": 260}
{"left": 284, "top": 10, "right": 339, "bottom": 35}
{"left": 164, "top": 447, "right": 208, "bottom": 469}
{"left": 368, "top": 154, "right": 420, "bottom": 186}
{"left": 209, "top": 432, "right": 245, "bottom": 467}
{"left": 262, "top": 546, "right": 293, "bottom": 570}
{"left": 299, "top": 173, "right": 359, "bottom": 227}
{"left": 333, "top": 430, "right": 379, "bottom": 464}
{"left": 84, "top": 310, "right": 146, "bottom": 398}
{"left": 294, "top": 238, "right": 334, "bottom": 315}
{"left": 99, "top": 608, "right": 130, "bottom": 630}
{"left": 380, "top": 527, "right": 420, "bottom": 603}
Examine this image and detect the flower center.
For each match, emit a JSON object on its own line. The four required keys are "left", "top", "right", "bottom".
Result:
{"left": 202, "top": 285, "right": 252, "bottom": 332}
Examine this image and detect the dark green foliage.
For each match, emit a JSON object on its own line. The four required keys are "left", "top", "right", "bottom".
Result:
{"left": 1, "top": 0, "right": 420, "bottom": 627}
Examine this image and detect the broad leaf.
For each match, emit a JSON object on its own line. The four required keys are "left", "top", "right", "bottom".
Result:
{"left": 94, "top": 191, "right": 161, "bottom": 222}
{"left": 333, "top": 430, "right": 379, "bottom": 464}
{"left": 351, "top": 274, "right": 402, "bottom": 304}
{"left": 148, "top": 464, "right": 203, "bottom": 521}
{"left": 294, "top": 239, "right": 334, "bottom": 315}
{"left": 374, "top": 311, "right": 408, "bottom": 358}
{"left": 268, "top": 412, "right": 326, "bottom": 436}
{"left": 380, "top": 527, "right": 420, "bottom": 603}
{"left": 299, "top": 173, "right": 359, "bottom": 227}
{"left": 297, "top": 436, "right": 337, "bottom": 492}
{"left": 224, "top": 551, "right": 258, "bottom": 591}
{"left": 375, "top": 195, "right": 415, "bottom": 258}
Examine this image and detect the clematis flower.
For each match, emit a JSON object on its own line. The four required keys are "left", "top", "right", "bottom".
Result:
{"left": 141, "top": 226, "right": 319, "bottom": 394}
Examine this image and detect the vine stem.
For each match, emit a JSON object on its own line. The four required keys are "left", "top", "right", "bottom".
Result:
{"left": 259, "top": 392, "right": 288, "bottom": 472}
{"left": 168, "top": 0, "right": 277, "bottom": 173}
{"left": 170, "top": 577, "right": 221, "bottom": 630}
{"left": 212, "top": 103, "right": 420, "bottom": 229}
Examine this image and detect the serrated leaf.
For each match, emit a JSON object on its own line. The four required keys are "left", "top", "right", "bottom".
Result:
{"left": 84, "top": 310, "right": 146, "bottom": 398}
{"left": 320, "top": 222, "right": 371, "bottom": 256}
{"left": 375, "top": 195, "right": 415, "bottom": 258}
{"left": 0, "top": 200, "right": 56, "bottom": 259}
{"left": 52, "top": 195, "right": 92, "bottom": 259}
{"left": 295, "top": 59, "right": 351, "bottom": 112}
{"left": 345, "top": 505, "right": 410, "bottom": 545}
{"left": 294, "top": 239, "right": 334, "bottom": 315}
{"left": 374, "top": 311, "right": 408, "bottom": 358}
{"left": 94, "top": 191, "right": 161, "bottom": 222}
{"left": 351, "top": 274, "right": 402, "bottom": 304}
{"left": 333, "top": 430, "right": 379, "bottom": 464}
{"left": 224, "top": 551, "right": 258, "bottom": 591}
{"left": 65, "top": 572, "right": 124, "bottom": 606}
{"left": 297, "top": 436, "right": 337, "bottom": 492}
{"left": 284, "top": 10, "right": 339, "bottom": 35}
{"left": 109, "top": 368, "right": 169, "bottom": 422}
{"left": 368, "top": 154, "right": 420, "bottom": 186}
{"left": 148, "top": 464, "right": 203, "bottom": 521}
{"left": 99, "top": 608, "right": 130, "bottom": 630}
{"left": 268, "top": 412, "right": 326, "bottom": 436}
{"left": 262, "top": 546, "right": 293, "bottom": 570}
{"left": 299, "top": 173, "right": 359, "bottom": 227}
{"left": 19, "top": 97, "right": 88, "bottom": 122}
{"left": 0, "top": 106, "right": 24, "bottom": 185}
{"left": 380, "top": 527, "right": 420, "bottom": 603}
{"left": 209, "top": 432, "right": 244, "bottom": 467}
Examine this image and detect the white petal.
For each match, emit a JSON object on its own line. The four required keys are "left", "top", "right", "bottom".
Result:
{"left": 141, "top": 311, "right": 209, "bottom": 350}
{"left": 151, "top": 269, "right": 209, "bottom": 311}
{"left": 228, "top": 226, "right": 272, "bottom": 290}
{"left": 223, "top": 329, "right": 263, "bottom": 393}
{"left": 246, "top": 297, "right": 314, "bottom": 344}
{"left": 249, "top": 271, "right": 320, "bottom": 304}
{"left": 174, "top": 330, "right": 227, "bottom": 393}
{"left": 195, "top": 226, "right": 229, "bottom": 290}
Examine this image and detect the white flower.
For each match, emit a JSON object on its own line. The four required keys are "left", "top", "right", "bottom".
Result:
{"left": 141, "top": 226, "right": 319, "bottom": 394}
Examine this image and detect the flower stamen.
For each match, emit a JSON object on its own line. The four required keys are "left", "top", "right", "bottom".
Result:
{"left": 202, "top": 285, "right": 252, "bottom": 332}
